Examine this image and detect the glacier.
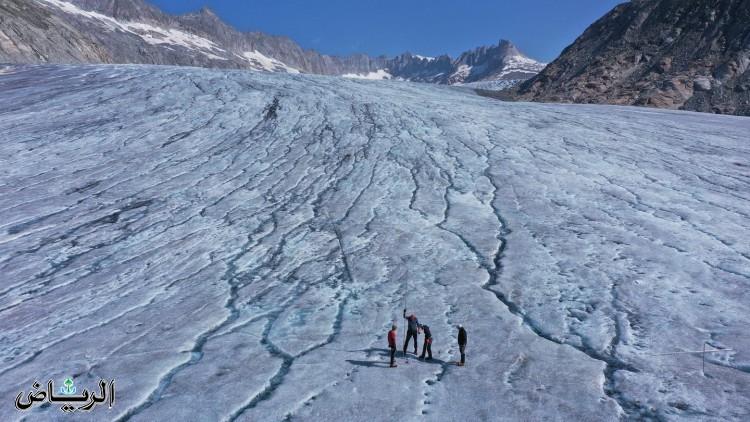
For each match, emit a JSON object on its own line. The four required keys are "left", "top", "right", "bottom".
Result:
{"left": 0, "top": 64, "right": 748, "bottom": 421}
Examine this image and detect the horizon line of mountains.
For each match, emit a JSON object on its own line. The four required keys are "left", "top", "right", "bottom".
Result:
{"left": 1, "top": 0, "right": 749, "bottom": 115}
{"left": 0, "top": 0, "right": 545, "bottom": 86}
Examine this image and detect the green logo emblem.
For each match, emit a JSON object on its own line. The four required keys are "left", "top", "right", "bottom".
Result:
{"left": 60, "top": 378, "right": 76, "bottom": 395}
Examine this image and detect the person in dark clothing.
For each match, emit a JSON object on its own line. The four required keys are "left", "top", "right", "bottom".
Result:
{"left": 388, "top": 324, "right": 398, "bottom": 368}
{"left": 419, "top": 324, "right": 433, "bottom": 360}
{"left": 403, "top": 309, "right": 421, "bottom": 355}
{"left": 457, "top": 325, "right": 467, "bottom": 366}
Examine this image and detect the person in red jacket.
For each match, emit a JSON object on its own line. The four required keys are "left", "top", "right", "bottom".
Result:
{"left": 388, "top": 324, "right": 398, "bottom": 368}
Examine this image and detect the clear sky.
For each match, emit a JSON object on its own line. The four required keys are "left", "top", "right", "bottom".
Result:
{"left": 149, "top": 0, "right": 626, "bottom": 62}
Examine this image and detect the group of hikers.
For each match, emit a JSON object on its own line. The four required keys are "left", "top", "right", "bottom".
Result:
{"left": 386, "top": 309, "right": 467, "bottom": 368}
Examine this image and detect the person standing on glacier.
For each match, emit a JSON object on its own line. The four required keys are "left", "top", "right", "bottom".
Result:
{"left": 419, "top": 324, "right": 433, "bottom": 360}
{"left": 388, "top": 324, "right": 398, "bottom": 368}
{"left": 457, "top": 325, "right": 467, "bottom": 366}
{"left": 403, "top": 309, "right": 421, "bottom": 355}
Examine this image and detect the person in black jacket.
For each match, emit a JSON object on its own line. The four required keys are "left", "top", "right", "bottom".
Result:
{"left": 419, "top": 325, "right": 433, "bottom": 360}
{"left": 457, "top": 325, "right": 467, "bottom": 366}
{"left": 403, "top": 309, "right": 421, "bottom": 355}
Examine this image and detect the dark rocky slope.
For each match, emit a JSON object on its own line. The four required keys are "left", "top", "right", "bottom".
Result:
{"left": 0, "top": 0, "right": 110, "bottom": 64}
{"left": 515, "top": 0, "right": 750, "bottom": 115}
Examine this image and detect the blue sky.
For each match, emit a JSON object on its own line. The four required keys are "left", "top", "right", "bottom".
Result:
{"left": 150, "top": 0, "right": 625, "bottom": 62}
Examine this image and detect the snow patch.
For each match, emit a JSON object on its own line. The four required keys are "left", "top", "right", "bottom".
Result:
{"left": 414, "top": 55, "right": 435, "bottom": 62}
{"left": 342, "top": 69, "right": 392, "bottom": 80}
{"left": 38, "top": 0, "right": 120, "bottom": 28}
{"left": 202, "top": 52, "right": 229, "bottom": 61}
{"left": 454, "top": 64, "right": 472, "bottom": 77}
{"left": 493, "top": 54, "right": 546, "bottom": 79}
{"left": 125, "top": 23, "right": 222, "bottom": 51}
{"left": 503, "top": 54, "right": 545, "bottom": 68}
{"left": 0, "top": 66, "right": 17, "bottom": 75}
{"left": 240, "top": 51, "right": 300, "bottom": 74}
{"left": 448, "top": 64, "right": 473, "bottom": 83}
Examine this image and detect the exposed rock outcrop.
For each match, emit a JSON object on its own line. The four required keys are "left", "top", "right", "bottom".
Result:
{"left": 515, "top": 0, "right": 750, "bottom": 115}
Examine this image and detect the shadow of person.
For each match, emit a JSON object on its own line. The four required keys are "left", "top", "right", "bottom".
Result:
{"left": 345, "top": 353, "right": 454, "bottom": 369}
{"left": 418, "top": 356, "right": 451, "bottom": 366}
{"left": 345, "top": 359, "right": 393, "bottom": 368}
{"left": 346, "top": 347, "right": 392, "bottom": 357}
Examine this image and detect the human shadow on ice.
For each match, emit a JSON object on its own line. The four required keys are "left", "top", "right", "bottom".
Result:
{"left": 346, "top": 348, "right": 453, "bottom": 369}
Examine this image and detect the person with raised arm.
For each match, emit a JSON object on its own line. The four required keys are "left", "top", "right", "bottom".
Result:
{"left": 402, "top": 309, "right": 421, "bottom": 355}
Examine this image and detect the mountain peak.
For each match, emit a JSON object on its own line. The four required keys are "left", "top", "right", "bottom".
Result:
{"left": 198, "top": 6, "right": 217, "bottom": 17}
{"left": 189, "top": 6, "right": 222, "bottom": 23}
{"left": 497, "top": 39, "right": 523, "bottom": 57}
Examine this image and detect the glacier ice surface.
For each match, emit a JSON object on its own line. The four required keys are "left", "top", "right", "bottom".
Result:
{"left": 0, "top": 64, "right": 748, "bottom": 421}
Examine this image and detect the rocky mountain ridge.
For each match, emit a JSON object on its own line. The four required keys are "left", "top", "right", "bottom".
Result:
{"left": 515, "top": 0, "right": 750, "bottom": 115}
{"left": 0, "top": 0, "right": 545, "bottom": 85}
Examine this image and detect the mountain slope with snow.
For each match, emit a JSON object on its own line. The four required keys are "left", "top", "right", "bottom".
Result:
{"left": 0, "top": 0, "right": 544, "bottom": 85}
{"left": 448, "top": 39, "right": 546, "bottom": 84}
{"left": 0, "top": 64, "right": 748, "bottom": 421}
